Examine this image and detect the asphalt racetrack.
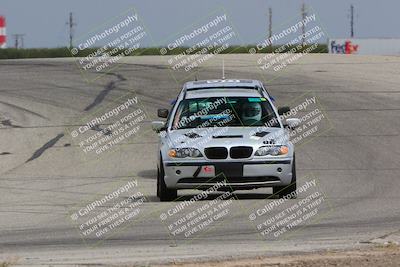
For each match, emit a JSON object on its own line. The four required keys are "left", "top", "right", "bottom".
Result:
{"left": 0, "top": 54, "right": 399, "bottom": 265}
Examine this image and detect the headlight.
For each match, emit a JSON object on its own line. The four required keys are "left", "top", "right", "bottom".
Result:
{"left": 255, "top": 145, "right": 289, "bottom": 156}
{"left": 168, "top": 148, "right": 203, "bottom": 158}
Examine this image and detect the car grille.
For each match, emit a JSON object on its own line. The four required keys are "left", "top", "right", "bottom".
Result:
{"left": 177, "top": 176, "right": 280, "bottom": 184}
{"left": 204, "top": 147, "right": 228, "bottom": 159}
{"left": 230, "top": 146, "right": 253, "bottom": 159}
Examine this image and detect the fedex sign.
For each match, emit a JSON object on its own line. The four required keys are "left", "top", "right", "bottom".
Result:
{"left": 330, "top": 40, "right": 359, "bottom": 54}
{"left": 328, "top": 38, "right": 400, "bottom": 55}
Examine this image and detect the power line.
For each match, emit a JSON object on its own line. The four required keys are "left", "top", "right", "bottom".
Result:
{"left": 350, "top": 4, "right": 355, "bottom": 38}
{"left": 66, "top": 12, "right": 76, "bottom": 48}
{"left": 12, "top": 34, "right": 25, "bottom": 49}
{"left": 301, "top": 2, "right": 307, "bottom": 46}
{"left": 268, "top": 7, "right": 272, "bottom": 47}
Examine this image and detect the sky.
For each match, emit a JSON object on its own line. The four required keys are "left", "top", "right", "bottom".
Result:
{"left": 0, "top": 0, "right": 398, "bottom": 48}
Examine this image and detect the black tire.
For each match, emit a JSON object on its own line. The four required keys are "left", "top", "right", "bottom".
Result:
{"left": 157, "top": 159, "right": 177, "bottom": 202}
{"left": 273, "top": 155, "right": 297, "bottom": 199}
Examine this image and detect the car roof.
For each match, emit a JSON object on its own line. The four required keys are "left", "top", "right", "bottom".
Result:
{"left": 180, "top": 79, "right": 267, "bottom": 100}
{"left": 185, "top": 88, "right": 262, "bottom": 99}
{"left": 183, "top": 79, "right": 263, "bottom": 90}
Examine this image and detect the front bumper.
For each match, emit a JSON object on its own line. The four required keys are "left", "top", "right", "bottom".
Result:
{"left": 163, "top": 159, "right": 293, "bottom": 190}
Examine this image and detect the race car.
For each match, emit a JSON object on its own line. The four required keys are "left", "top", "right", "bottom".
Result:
{"left": 152, "top": 79, "right": 300, "bottom": 201}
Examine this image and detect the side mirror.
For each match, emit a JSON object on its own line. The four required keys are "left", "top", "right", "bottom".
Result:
{"left": 285, "top": 118, "right": 301, "bottom": 129}
{"left": 278, "top": 106, "right": 290, "bottom": 116}
{"left": 152, "top": 121, "right": 166, "bottom": 132}
{"left": 157, "top": 108, "right": 169, "bottom": 118}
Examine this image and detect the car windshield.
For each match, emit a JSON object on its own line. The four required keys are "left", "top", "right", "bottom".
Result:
{"left": 171, "top": 97, "right": 280, "bottom": 129}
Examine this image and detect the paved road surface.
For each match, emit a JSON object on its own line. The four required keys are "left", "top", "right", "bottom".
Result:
{"left": 0, "top": 54, "right": 399, "bottom": 266}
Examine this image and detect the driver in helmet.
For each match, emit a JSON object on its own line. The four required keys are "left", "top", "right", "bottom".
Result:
{"left": 241, "top": 102, "right": 262, "bottom": 125}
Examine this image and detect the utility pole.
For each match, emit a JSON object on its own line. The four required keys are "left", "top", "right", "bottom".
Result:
{"left": 13, "top": 34, "right": 18, "bottom": 48}
{"left": 350, "top": 4, "right": 354, "bottom": 38}
{"left": 66, "top": 12, "right": 76, "bottom": 49}
{"left": 268, "top": 7, "right": 272, "bottom": 47}
{"left": 301, "top": 2, "right": 307, "bottom": 46}
{"left": 12, "top": 34, "right": 25, "bottom": 49}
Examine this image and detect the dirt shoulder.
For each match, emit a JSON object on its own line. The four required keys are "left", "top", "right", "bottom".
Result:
{"left": 153, "top": 245, "right": 400, "bottom": 267}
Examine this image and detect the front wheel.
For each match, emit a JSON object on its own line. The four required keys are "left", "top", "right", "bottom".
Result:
{"left": 273, "top": 155, "right": 297, "bottom": 199}
{"left": 157, "top": 159, "right": 177, "bottom": 202}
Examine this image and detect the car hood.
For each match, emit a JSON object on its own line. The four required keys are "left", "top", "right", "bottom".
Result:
{"left": 166, "top": 127, "right": 288, "bottom": 148}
